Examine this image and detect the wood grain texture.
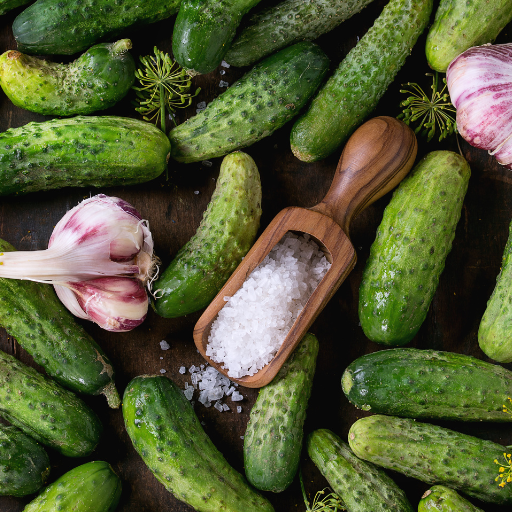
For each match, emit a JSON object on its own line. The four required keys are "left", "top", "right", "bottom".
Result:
{"left": 0, "top": 0, "right": 512, "bottom": 511}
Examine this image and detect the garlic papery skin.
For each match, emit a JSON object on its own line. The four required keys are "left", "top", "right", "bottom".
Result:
{"left": 54, "top": 277, "right": 149, "bottom": 332}
{"left": 0, "top": 194, "right": 155, "bottom": 283}
{"left": 447, "top": 43, "right": 512, "bottom": 168}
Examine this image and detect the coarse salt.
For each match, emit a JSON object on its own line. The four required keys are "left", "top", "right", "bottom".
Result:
{"left": 206, "top": 232, "right": 331, "bottom": 378}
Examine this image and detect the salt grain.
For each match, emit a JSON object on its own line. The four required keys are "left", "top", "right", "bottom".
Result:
{"left": 160, "top": 340, "right": 170, "bottom": 350}
{"left": 237, "top": 406, "right": 242, "bottom": 413}
{"left": 179, "top": 366, "right": 186, "bottom": 374}
{"left": 219, "top": 80, "right": 229, "bottom": 87}
{"left": 206, "top": 232, "right": 331, "bottom": 378}
{"left": 221, "top": 61, "right": 231, "bottom": 68}
{"left": 160, "top": 369, "right": 166, "bottom": 374}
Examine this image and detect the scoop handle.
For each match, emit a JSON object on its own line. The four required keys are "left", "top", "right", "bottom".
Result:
{"left": 310, "top": 116, "right": 417, "bottom": 236}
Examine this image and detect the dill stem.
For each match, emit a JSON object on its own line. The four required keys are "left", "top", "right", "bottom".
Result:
{"left": 159, "top": 83, "right": 166, "bottom": 132}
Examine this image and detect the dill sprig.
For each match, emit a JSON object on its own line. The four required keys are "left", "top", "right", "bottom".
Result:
{"left": 133, "top": 47, "right": 200, "bottom": 132}
{"left": 494, "top": 398, "right": 512, "bottom": 488}
{"left": 397, "top": 72, "right": 456, "bottom": 142}
{"left": 300, "top": 470, "right": 345, "bottom": 511}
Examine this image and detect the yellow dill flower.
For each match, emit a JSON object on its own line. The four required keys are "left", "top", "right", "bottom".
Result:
{"left": 495, "top": 451, "right": 512, "bottom": 488}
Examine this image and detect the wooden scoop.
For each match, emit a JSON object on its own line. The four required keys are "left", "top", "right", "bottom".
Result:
{"left": 193, "top": 116, "right": 417, "bottom": 387}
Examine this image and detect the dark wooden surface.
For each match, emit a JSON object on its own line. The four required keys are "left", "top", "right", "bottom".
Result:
{"left": 1, "top": 1, "right": 512, "bottom": 510}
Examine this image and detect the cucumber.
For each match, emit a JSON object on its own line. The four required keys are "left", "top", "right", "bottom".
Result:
{"left": 478, "top": 216, "right": 512, "bottom": 363}
{"left": 123, "top": 375, "right": 274, "bottom": 512}
{"left": 307, "top": 429, "right": 413, "bottom": 512}
{"left": 342, "top": 348, "right": 512, "bottom": 421}
{"left": 172, "top": 0, "right": 262, "bottom": 75}
{"left": 23, "top": 461, "right": 121, "bottom": 512}
{"left": 419, "top": 485, "right": 484, "bottom": 512}
{"left": 358, "top": 151, "right": 470, "bottom": 346}
{"left": 153, "top": 151, "right": 262, "bottom": 318}
{"left": 13, "top": 0, "right": 180, "bottom": 55}
{"left": 169, "top": 42, "right": 329, "bottom": 163}
{"left": 0, "top": 238, "right": 120, "bottom": 408}
{"left": 289, "top": 0, "right": 432, "bottom": 162}
{"left": 0, "top": 116, "right": 171, "bottom": 196}
{"left": 0, "top": 425, "right": 50, "bottom": 497}
{"left": 0, "top": 40, "right": 135, "bottom": 116}
{"left": 225, "top": 0, "right": 374, "bottom": 68}
{"left": 348, "top": 415, "right": 512, "bottom": 505}
{"left": 0, "top": 350, "right": 102, "bottom": 457}
{"left": 0, "top": 0, "right": 31, "bottom": 15}
{"left": 426, "top": 0, "right": 512, "bottom": 73}
{"left": 244, "top": 333, "right": 318, "bottom": 492}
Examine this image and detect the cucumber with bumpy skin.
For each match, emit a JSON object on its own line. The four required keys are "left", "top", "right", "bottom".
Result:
{"left": 244, "top": 333, "right": 318, "bottom": 492}
{"left": 0, "top": 350, "right": 102, "bottom": 457}
{"left": 307, "top": 429, "right": 413, "bottom": 512}
{"left": 13, "top": 0, "right": 180, "bottom": 55}
{"left": 172, "top": 0, "right": 262, "bottom": 75}
{"left": 0, "top": 0, "right": 31, "bottom": 15}
{"left": 290, "top": 0, "right": 432, "bottom": 162}
{"left": 153, "top": 151, "right": 262, "bottom": 318}
{"left": 225, "top": 0, "right": 374, "bottom": 68}
{"left": 419, "top": 485, "right": 484, "bottom": 512}
{"left": 342, "top": 348, "right": 512, "bottom": 421}
{"left": 0, "top": 116, "right": 171, "bottom": 196}
{"left": 0, "top": 425, "right": 50, "bottom": 497}
{"left": 348, "top": 415, "right": 512, "bottom": 505}
{"left": 0, "top": 40, "right": 135, "bottom": 116}
{"left": 358, "top": 151, "right": 470, "bottom": 346}
{"left": 23, "top": 461, "right": 121, "bottom": 512}
{"left": 123, "top": 375, "right": 274, "bottom": 512}
{"left": 0, "top": 238, "right": 120, "bottom": 408}
{"left": 478, "top": 216, "right": 512, "bottom": 363}
{"left": 426, "top": 0, "right": 512, "bottom": 73}
{"left": 169, "top": 42, "right": 329, "bottom": 163}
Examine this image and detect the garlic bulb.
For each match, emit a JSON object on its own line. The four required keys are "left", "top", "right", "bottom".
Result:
{"left": 0, "top": 194, "right": 156, "bottom": 332}
{"left": 447, "top": 43, "right": 512, "bottom": 168}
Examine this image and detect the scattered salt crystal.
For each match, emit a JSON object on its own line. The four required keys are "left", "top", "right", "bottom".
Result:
{"left": 237, "top": 406, "right": 242, "bottom": 413}
{"left": 197, "top": 101, "right": 207, "bottom": 109}
{"left": 194, "top": 190, "right": 199, "bottom": 195}
{"left": 160, "top": 369, "right": 166, "bottom": 374}
{"left": 206, "top": 232, "right": 331, "bottom": 378}
{"left": 231, "top": 391, "right": 244, "bottom": 402}
{"left": 220, "top": 69, "right": 226, "bottom": 75}
{"left": 179, "top": 366, "right": 186, "bottom": 374}
{"left": 214, "top": 402, "right": 224, "bottom": 412}
{"left": 221, "top": 61, "right": 230, "bottom": 68}
{"left": 160, "top": 340, "right": 170, "bottom": 350}
{"left": 160, "top": 356, "right": 163, "bottom": 360}
{"left": 219, "top": 80, "right": 229, "bottom": 87}
{"left": 240, "top": 436, "right": 244, "bottom": 440}
{"left": 183, "top": 388, "right": 194, "bottom": 400}
{"left": 202, "top": 160, "right": 213, "bottom": 167}
{"left": 223, "top": 404, "right": 230, "bottom": 411}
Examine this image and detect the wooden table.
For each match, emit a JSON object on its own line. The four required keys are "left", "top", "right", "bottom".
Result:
{"left": 1, "top": 0, "right": 512, "bottom": 510}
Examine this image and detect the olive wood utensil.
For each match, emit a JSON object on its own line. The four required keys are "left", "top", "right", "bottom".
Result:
{"left": 193, "top": 116, "right": 417, "bottom": 388}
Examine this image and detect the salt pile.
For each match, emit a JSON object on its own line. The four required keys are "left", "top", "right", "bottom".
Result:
{"left": 182, "top": 364, "right": 244, "bottom": 411}
{"left": 206, "top": 232, "right": 331, "bottom": 378}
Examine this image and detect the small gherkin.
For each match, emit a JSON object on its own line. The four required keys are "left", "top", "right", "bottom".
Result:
{"left": 307, "top": 428, "right": 413, "bottom": 512}
{"left": 349, "top": 415, "right": 512, "bottom": 505}
{"left": 419, "top": 485, "right": 484, "bottom": 512}
{"left": 225, "top": 0, "right": 374, "bottom": 68}
{"left": 169, "top": 41, "right": 330, "bottom": 163}
{"left": 243, "top": 332, "right": 319, "bottom": 492}
{"left": 0, "top": 40, "right": 135, "bottom": 116}
{"left": 123, "top": 375, "right": 275, "bottom": 512}
{"left": 153, "top": 151, "right": 262, "bottom": 318}
{"left": 290, "top": 0, "right": 433, "bottom": 162}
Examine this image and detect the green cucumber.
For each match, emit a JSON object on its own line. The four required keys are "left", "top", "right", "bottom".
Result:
{"left": 153, "top": 151, "right": 262, "bottom": 318}
{"left": 0, "top": 425, "right": 50, "bottom": 497}
{"left": 342, "top": 348, "right": 512, "bottom": 421}
{"left": 244, "top": 332, "right": 318, "bottom": 492}
{"left": 13, "top": 0, "right": 180, "bottom": 55}
{"left": 169, "top": 42, "right": 329, "bottom": 163}
{"left": 23, "top": 461, "right": 121, "bottom": 512}
{"left": 290, "top": 0, "right": 432, "bottom": 162}
{"left": 426, "top": 0, "right": 512, "bottom": 73}
{"left": 225, "top": 0, "right": 374, "bottom": 68}
{"left": 478, "top": 216, "right": 512, "bottom": 363}
{"left": 123, "top": 375, "right": 274, "bottom": 512}
{"left": 0, "top": 350, "right": 102, "bottom": 457}
{"left": 0, "top": 40, "right": 135, "bottom": 116}
{"left": 0, "top": 238, "right": 120, "bottom": 408}
{"left": 358, "top": 151, "right": 470, "bottom": 346}
{"left": 419, "top": 485, "right": 484, "bottom": 512}
{"left": 348, "top": 415, "right": 512, "bottom": 505}
{"left": 0, "top": 0, "right": 31, "bottom": 15}
{"left": 172, "top": 0, "right": 262, "bottom": 75}
{"left": 307, "top": 428, "right": 413, "bottom": 512}
{"left": 0, "top": 116, "right": 171, "bottom": 196}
